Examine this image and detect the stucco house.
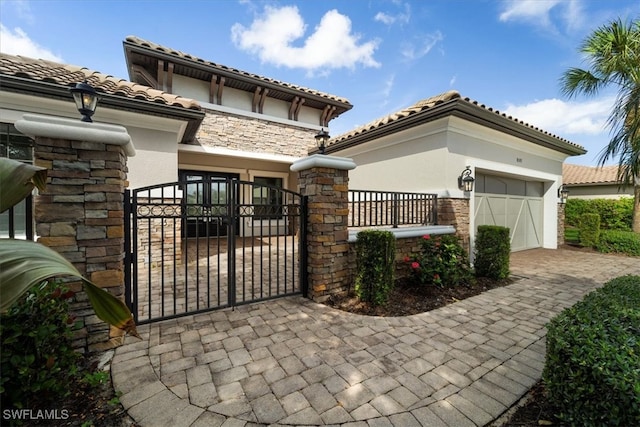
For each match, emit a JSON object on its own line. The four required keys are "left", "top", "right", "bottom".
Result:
{"left": 324, "top": 91, "right": 586, "bottom": 252}
{"left": 2, "top": 41, "right": 586, "bottom": 253}
{"left": 1, "top": 37, "right": 352, "bottom": 239}
{"left": 563, "top": 164, "right": 633, "bottom": 199}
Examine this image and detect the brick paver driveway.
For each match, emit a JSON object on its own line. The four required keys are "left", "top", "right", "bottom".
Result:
{"left": 112, "top": 249, "right": 640, "bottom": 426}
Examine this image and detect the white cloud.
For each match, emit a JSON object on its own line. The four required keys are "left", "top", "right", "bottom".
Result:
{"left": 374, "top": 2, "right": 411, "bottom": 26}
{"left": 504, "top": 97, "right": 614, "bottom": 136}
{"left": 449, "top": 75, "right": 457, "bottom": 87}
{"left": 0, "top": 24, "right": 63, "bottom": 61}
{"left": 401, "top": 31, "right": 443, "bottom": 60}
{"left": 498, "top": 0, "right": 584, "bottom": 33}
{"left": 231, "top": 6, "right": 380, "bottom": 74}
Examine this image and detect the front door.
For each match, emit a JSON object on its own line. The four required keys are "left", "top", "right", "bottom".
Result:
{"left": 180, "top": 170, "right": 239, "bottom": 238}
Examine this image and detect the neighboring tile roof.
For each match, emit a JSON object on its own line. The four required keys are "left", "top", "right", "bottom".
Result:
{"left": 328, "top": 90, "right": 585, "bottom": 154}
{"left": 124, "top": 36, "right": 352, "bottom": 107}
{"left": 563, "top": 164, "right": 621, "bottom": 185}
{"left": 0, "top": 53, "right": 201, "bottom": 111}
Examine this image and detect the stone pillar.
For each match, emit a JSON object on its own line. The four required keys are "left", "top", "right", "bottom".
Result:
{"left": 291, "top": 155, "right": 356, "bottom": 303}
{"left": 557, "top": 203, "right": 566, "bottom": 246}
{"left": 437, "top": 198, "right": 470, "bottom": 251}
{"left": 16, "top": 114, "right": 135, "bottom": 353}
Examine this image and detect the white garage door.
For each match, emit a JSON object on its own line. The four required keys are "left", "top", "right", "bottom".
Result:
{"left": 474, "top": 173, "right": 544, "bottom": 252}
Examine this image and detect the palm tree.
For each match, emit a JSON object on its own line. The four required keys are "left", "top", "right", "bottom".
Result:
{"left": 560, "top": 17, "right": 640, "bottom": 232}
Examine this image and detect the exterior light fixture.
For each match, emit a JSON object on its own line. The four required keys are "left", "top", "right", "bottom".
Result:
{"left": 315, "top": 128, "right": 330, "bottom": 154}
{"left": 558, "top": 184, "right": 569, "bottom": 204}
{"left": 458, "top": 166, "right": 475, "bottom": 192}
{"left": 70, "top": 80, "right": 99, "bottom": 122}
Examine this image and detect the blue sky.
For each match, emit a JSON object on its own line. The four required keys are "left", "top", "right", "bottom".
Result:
{"left": 1, "top": 0, "right": 638, "bottom": 166}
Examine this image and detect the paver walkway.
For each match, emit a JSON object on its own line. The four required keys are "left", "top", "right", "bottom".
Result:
{"left": 112, "top": 249, "right": 640, "bottom": 426}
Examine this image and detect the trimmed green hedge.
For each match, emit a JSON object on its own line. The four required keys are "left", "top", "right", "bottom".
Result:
{"left": 595, "top": 229, "right": 640, "bottom": 256}
{"left": 579, "top": 213, "right": 601, "bottom": 247}
{"left": 474, "top": 225, "right": 510, "bottom": 279}
{"left": 543, "top": 275, "right": 640, "bottom": 426}
{"left": 565, "top": 197, "right": 633, "bottom": 231}
{"left": 354, "top": 230, "right": 396, "bottom": 306}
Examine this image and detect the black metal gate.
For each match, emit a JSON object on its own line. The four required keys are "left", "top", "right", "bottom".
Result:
{"left": 124, "top": 178, "right": 307, "bottom": 324}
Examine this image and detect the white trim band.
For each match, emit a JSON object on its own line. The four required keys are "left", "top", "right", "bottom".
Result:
{"left": 15, "top": 114, "right": 136, "bottom": 157}
{"left": 290, "top": 154, "right": 356, "bottom": 172}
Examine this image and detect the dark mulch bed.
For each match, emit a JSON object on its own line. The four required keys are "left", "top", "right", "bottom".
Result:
{"left": 326, "top": 276, "right": 513, "bottom": 317}
{"left": 498, "top": 381, "right": 562, "bottom": 426}
{"left": 19, "top": 356, "right": 137, "bottom": 427}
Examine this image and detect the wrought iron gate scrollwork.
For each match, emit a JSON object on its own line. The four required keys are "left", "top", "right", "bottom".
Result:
{"left": 124, "top": 178, "right": 307, "bottom": 324}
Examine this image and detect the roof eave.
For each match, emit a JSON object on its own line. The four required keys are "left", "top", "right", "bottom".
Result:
{"left": 123, "top": 40, "right": 353, "bottom": 114}
{"left": 0, "top": 75, "right": 205, "bottom": 143}
{"left": 325, "top": 99, "right": 586, "bottom": 156}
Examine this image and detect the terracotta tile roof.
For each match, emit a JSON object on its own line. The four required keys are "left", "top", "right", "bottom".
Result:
{"left": 0, "top": 53, "right": 201, "bottom": 111}
{"left": 328, "top": 90, "right": 585, "bottom": 155}
{"left": 124, "top": 36, "right": 352, "bottom": 107}
{"left": 563, "top": 164, "right": 621, "bottom": 185}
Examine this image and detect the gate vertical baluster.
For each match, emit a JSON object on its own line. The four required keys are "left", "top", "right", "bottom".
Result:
{"left": 300, "top": 195, "right": 308, "bottom": 298}
{"left": 227, "top": 178, "right": 236, "bottom": 307}
{"left": 123, "top": 189, "right": 134, "bottom": 322}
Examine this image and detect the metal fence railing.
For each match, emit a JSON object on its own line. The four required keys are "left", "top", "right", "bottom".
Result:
{"left": 348, "top": 190, "right": 437, "bottom": 228}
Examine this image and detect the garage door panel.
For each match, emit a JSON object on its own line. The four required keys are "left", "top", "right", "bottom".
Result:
{"left": 475, "top": 193, "right": 543, "bottom": 252}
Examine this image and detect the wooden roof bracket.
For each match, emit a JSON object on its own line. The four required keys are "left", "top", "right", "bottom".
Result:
{"left": 289, "top": 97, "right": 299, "bottom": 120}
{"left": 166, "top": 62, "right": 174, "bottom": 94}
{"left": 289, "top": 97, "right": 305, "bottom": 121}
{"left": 209, "top": 75, "right": 217, "bottom": 104}
{"left": 131, "top": 65, "right": 158, "bottom": 89}
{"left": 156, "top": 59, "right": 164, "bottom": 91}
{"left": 258, "top": 88, "right": 268, "bottom": 114}
{"left": 216, "top": 76, "right": 225, "bottom": 105}
{"left": 320, "top": 105, "right": 336, "bottom": 127}
{"left": 252, "top": 86, "right": 269, "bottom": 113}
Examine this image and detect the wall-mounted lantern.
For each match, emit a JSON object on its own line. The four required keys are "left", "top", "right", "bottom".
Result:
{"left": 70, "top": 80, "right": 99, "bottom": 122}
{"left": 558, "top": 184, "right": 569, "bottom": 204}
{"left": 458, "top": 166, "right": 475, "bottom": 192}
{"left": 315, "top": 128, "right": 330, "bottom": 154}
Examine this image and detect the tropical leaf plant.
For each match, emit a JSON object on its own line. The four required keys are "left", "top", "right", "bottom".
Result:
{"left": 0, "top": 157, "right": 138, "bottom": 338}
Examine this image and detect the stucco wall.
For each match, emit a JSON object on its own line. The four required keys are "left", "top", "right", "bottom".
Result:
{"left": 172, "top": 74, "right": 323, "bottom": 127}
{"left": 126, "top": 126, "right": 179, "bottom": 189}
{"left": 333, "top": 116, "right": 572, "bottom": 252}
{"left": 565, "top": 184, "right": 634, "bottom": 199}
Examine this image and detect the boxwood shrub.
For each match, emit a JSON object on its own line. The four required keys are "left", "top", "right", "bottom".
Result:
{"left": 565, "top": 197, "right": 633, "bottom": 231}
{"left": 543, "top": 275, "right": 640, "bottom": 426}
{"left": 474, "top": 225, "right": 510, "bottom": 279}
{"left": 579, "top": 212, "right": 601, "bottom": 247}
{"left": 354, "top": 230, "right": 396, "bottom": 306}
{"left": 595, "top": 229, "right": 640, "bottom": 256}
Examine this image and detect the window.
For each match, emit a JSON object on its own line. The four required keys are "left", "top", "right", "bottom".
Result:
{"left": 253, "top": 177, "right": 283, "bottom": 219}
{"left": 0, "top": 123, "right": 35, "bottom": 239}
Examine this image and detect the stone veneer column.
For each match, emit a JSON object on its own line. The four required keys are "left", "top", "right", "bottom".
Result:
{"left": 437, "top": 198, "right": 471, "bottom": 251}
{"left": 291, "top": 155, "right": 356, "bottom": 303}
{"left": 16, "top": 114, "right": 135, "bottom": 353}
{"left": 557, "top": 203, "right": 566, "bottom": 246}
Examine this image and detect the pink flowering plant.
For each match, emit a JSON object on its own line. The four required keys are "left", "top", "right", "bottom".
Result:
{"left": 407, "top": 234, "right": 472, "bottom": 287}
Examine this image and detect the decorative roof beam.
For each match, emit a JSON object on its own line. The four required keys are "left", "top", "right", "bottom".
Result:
{"left": 252, "top": 86, "right": 269, "bottom": 113}
{"left": 216, "top": 76, "right": 224, "bottom": 105}
{"left": 258, "top": 88, "right": 268, "bottom": 114}
{"left": 320, "top": 105, "right": 336, "bottom": 127}
{"left": 289, "top": 97, "right": 299, "bottom": 120}
{"left": 166, "top": 62, "right": 174, "bottom": 94}
{"left": 130, "top": 65, "right": 158, "bottom": 88}
{"left": 157, "top": 59, "right": 164, "bottom": 91}
{"left": 288, "top": 97, "right": 306, "bottom": 121}
{"left": 209, "top": 74, "right": 217, "bottom": 104}
{"left": 294, "top": 97, "right": 305, "bottom": 121}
